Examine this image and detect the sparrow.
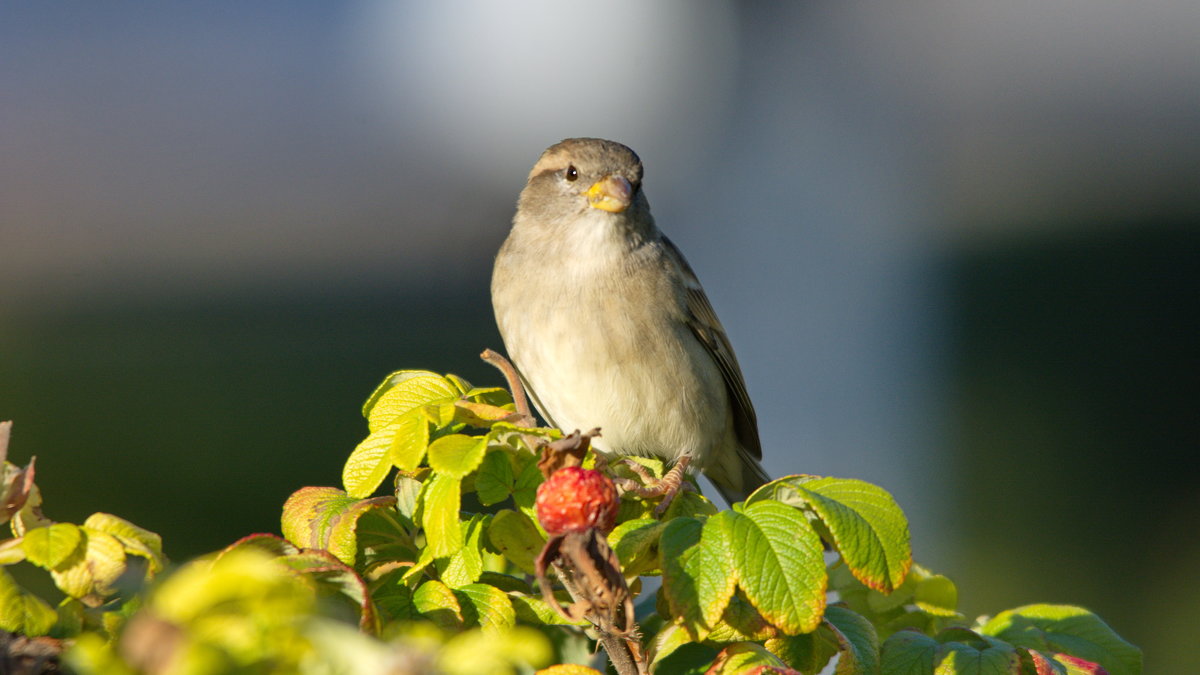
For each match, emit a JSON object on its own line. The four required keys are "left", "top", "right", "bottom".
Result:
{"left": 491, "top": 138, "right": 770, "bottom": 505}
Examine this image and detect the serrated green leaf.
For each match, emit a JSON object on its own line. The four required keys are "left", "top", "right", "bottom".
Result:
{"left": 660, "top": 516, "right": 735, "bottom": 640}
{"left": 83, "top": 513, "right": 166, "bottom": 574}
{"left": 707, "top": 642, "right": 791, "bottom": 674}
{"left": 22, "top": 522, "right": 83, "bottom": 569}
{"left": 750, "top": 475, "right": 911, "bottom": 593}
{"left": 344, "top": 407, "right": 430, "bottom": 497}
{"left": 766, "top": 632, "right": 837, "bottom": 674}
{"left": 371, "top": 569, "right": 417, "bottom": 623}
{"left": 389, "top": 408, "right": 432, "bottom": 473}
{"left": 705, "top": 591, "right": 780, "bottom": 643}
{"left": 881, "top": 631, "right": 939, "bottom": 675}
{"left": 454, "top": 583, "right": 516, "bottom": 633}
{"left": 736, "top": 500, "right": 827, "bottom": 635}
{"left": 934, "top": 637, "right": 1020, "bottom": 675}
{"left": 51, "top": 527, "right": 126, "bottom": 601}
{"left": 280, "top": 486, "right": 397, "bottom": 566}
{"left": 825, "top": 606, "right": 880, "bottom": 675}
{"left": 980, "top": 604, "right": 1141, "bottom": 675}
{"left": 475, "top": 449, "right": 516, "bottom": 506}
{"left": 486, "top": 509, "right": 545, "bottom": 575}
{"left": 364, "top": 371, "right": 460, "bottom": 431}
{"left": 882, "top": 629, "right": 1022, "bottom": 675}
{"left": 608, "top": 518, "right": 665, "bottom": 577}
{"left": 412, "top": 579, "right": 463, "bottom": 630}
{"left": 0, "top": 567, "right": 57, "bottom": 635}
{"left": 512, "top": 456, "right": 544, "bottom": 513}
{"left": 427, "top": 434, "right": 488, "bottom": 479}
{"left": 663, "top": 490, "right": 719, "bottom": 520}
{"left": 422, "top": 474, "right": 463, "bottom": 558}
{"left": 439, "top": 514, "right": 486, "bottom": 588}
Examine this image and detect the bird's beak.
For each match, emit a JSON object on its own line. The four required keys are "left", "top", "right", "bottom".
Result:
{"left": 585, "top": 175, "right": 633, "bottom": 213}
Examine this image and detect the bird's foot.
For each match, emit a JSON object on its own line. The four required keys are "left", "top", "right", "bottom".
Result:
{"left": 605, "top": 456, "right": 693, "bottom": 517}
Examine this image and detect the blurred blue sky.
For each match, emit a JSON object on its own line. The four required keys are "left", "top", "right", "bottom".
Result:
{"left": 2, "top": 2, "right": 1198, "bottom": 667}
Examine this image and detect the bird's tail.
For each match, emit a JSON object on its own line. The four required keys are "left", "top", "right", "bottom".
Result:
{"left": 704, "top": 445, "right": 771, "bottom": 507}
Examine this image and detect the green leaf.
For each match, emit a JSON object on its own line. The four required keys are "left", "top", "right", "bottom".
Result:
{"left": 50, "top": 527, "right": 127, "bottom": 601}
{"left": 486, "top": 509, "right": 545, "bottom": 575}
{"left": 454, "top": 583, "right": 516, "bottom": 633}
{"left": 363, "top": 371, "right": 461, "bottom": 431}
{"left": 765, "top": 632, "right": 836, "bottom": 674}
{"left": 880, "top": 631, "right": 938, "bottom": 675}
{"left": 736, "top": 500, "right": 827, "bottom": 635}
{"left": 608, "top": 518, "right": 666, "bottom": 577}
{"left": 933, "top": 635, "right": 1021, "bottom": 675}
{"left": 914, "top": 573, "right": 958, "bottom": 617}
{"left": 389, "top": 408, "right": 433, "bottom": 473}
{"left": 438, "top": 514, "right": 486, "bottom": 588}
{"left": 881, "top": 629, "right": 1020, "bottom": 675}
{"left": 0, "top": 567, "right": 57, "bottom": 635}
{"left": 412, "top": 579, "right": 463, "bottom": 630}
{"left": 22, "top": 522, "right": 83, "bottom": 569}
{"left": 511, "top": 455, "right": 544, "bottom": 513}
{"left": 706, "top": 642, "right": 791, "bottom": 674}
{"left": 824, "top": 605, "right": 880, "bottom": 675}
{"left": 749, "top": 475, "right": 911, "bottom": 593}
{"left": 354, "top": 505, "right": 418, "bottom": 571}
{"left": 510, "top": 593, "right": 586, "bottom": 626}
{"left": 83, "top": 513, "right": 167, "bottom": 575}
{"left": 453, "top": 400, "right": 518, "bottom": 427}
{"left": 422, "top": 474, "right": 464, "bottom": 558}
{"left": 427, "top": 434, "right": 488, "bottom": 479}
{"left": 464, "top": 387, "right": 513, "bottom": 407}
{"left": 980, "top": 604, "right": 1142, "bottom": 675}
{"left": 343, "top": 407, "right": 430, "bottom": 498}
{"left": 660, "top": 516, "right": 735, "bottom": 640}
{"left": 370, "top": 569, "right": 416, "bottom": 623}
{"left": 280, "top": 486, "right": 397, "bottom": 566}
{"left": 475, "top": 449, "right": 516, "bottom": 506}
{"left": 706, "top": 591, "right": 780, "bottom": 643}
{"left": 278, "top": 549, "right": 377, "bottom": 633}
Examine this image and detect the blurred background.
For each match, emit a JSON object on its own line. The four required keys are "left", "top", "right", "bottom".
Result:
{"left": 2, "top": 1, "right": 1197, "bottom": 669}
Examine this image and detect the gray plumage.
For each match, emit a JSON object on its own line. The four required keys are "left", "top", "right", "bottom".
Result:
{"left": 491, "top": 138, "right": 769, "bottom": 504}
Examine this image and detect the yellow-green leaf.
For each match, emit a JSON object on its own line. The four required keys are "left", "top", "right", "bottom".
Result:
{"left": 980, "top": 604, "right": 1142, "bottom": 675}
{"left": 749, "top": 475, "right": 911, "bottom": 593}
{"left": 736, "top": 500, "right": 827, "bottom": 635}
{"left": 422, "top": 474, "right": 463, "bottom": 558}
{"left": 51, "top": 527, "right": 127, "bottom": 601}
{"left": 413, "top": 579, "right": 463, "bottom": 630}
{"left": 454, "top": 583, "right": 516, "bottom": 633}
{"left": 280, "top": 486, "right": 397, "bottom": 566}
{"left": 0, "top": 567, "right": 57, "bottom": 635}
{"left": 366, "top": 372, "right": 461, "bottom": 432}
{"left": 83, "top": 513, "right": 166, "bottom": 574}
{"left": 344, "top": 407, "right": 429, "bottom": 498}
{"left": 22, "top": 522, "right": 83, "bottom": 569}
{"left": 486, "top": 510, "right": 545, "bottom": 575}
{"left": 427, "top": 434, "right": 487, "bottom": 479}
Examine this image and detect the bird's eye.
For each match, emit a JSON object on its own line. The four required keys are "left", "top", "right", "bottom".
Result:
{"left": 564, "top": 165, "right": 578, "bottom": 182}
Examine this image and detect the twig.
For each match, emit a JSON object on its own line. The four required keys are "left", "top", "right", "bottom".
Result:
{"left": 480, "top": 349, "right": 536, "bottom": 426}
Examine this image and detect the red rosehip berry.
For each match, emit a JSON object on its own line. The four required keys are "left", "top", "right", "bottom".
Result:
{"left": 535, "top": 466, "right": 618, "bottom": 535}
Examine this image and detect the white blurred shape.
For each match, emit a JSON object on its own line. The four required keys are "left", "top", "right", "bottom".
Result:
{"left": 345, "top": 0, "right": 739, "bottom": 186}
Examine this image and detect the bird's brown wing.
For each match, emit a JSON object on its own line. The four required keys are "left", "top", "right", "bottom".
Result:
{"left": 661, "top": 237, "right": 763, "bottom": 461}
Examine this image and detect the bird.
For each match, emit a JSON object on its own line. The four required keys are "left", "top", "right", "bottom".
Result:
{"left": 491, "top": 138, "right": 770, "bottom": 506}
